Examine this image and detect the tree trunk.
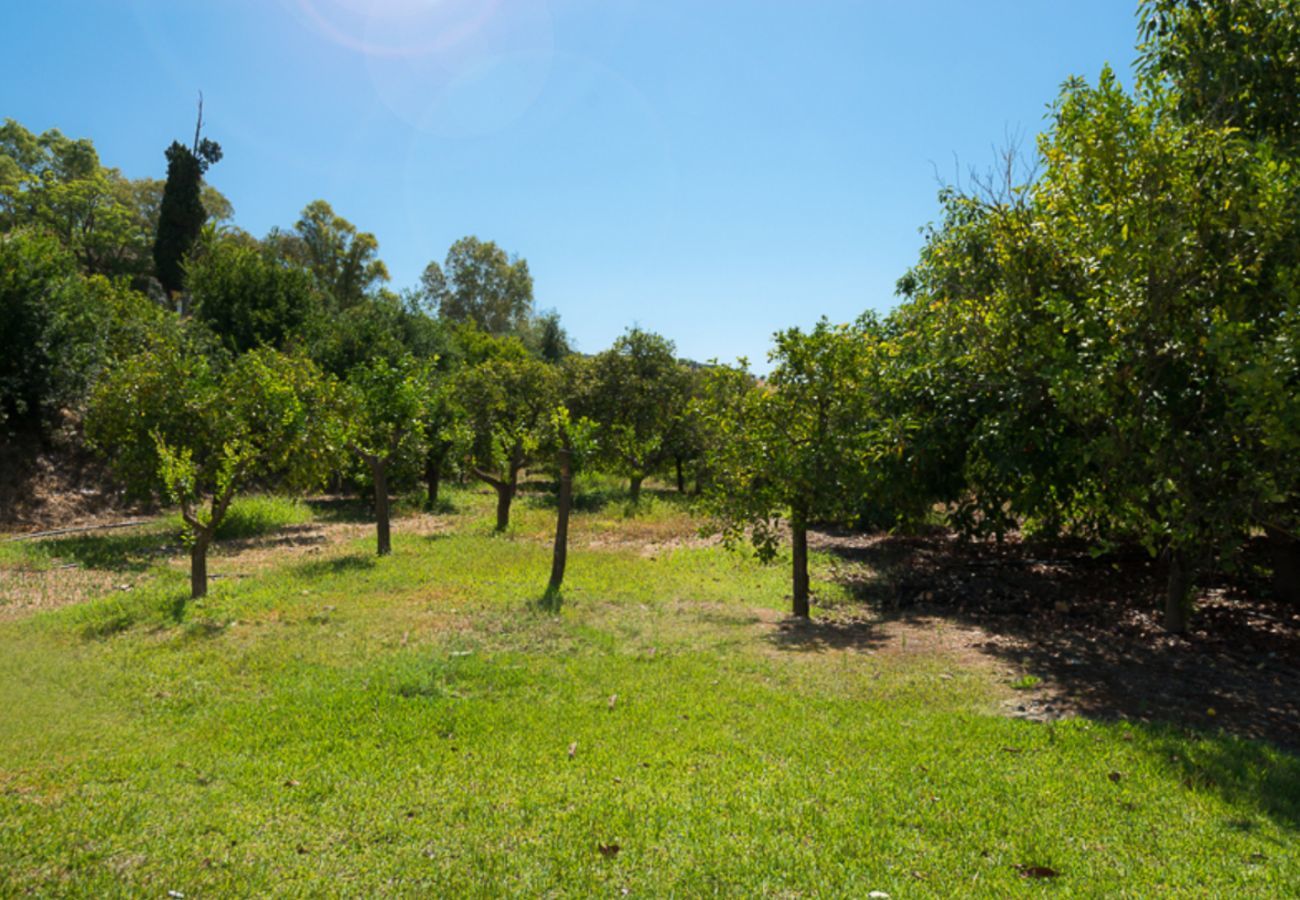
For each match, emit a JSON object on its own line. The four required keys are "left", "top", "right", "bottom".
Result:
{"left": 190, "top": 535, "right": 210, "bottom": 600}
{"left": 629, "top": 475, "right": 643, "bottom": 504}
{"left": 549, "top": 447, "right": 573, "bottom": 593}
{"left": 1269, "top": 527, "right": 1300, "bottom": 605}
{"left": 495, "top": 482, "right": 514, "bottom": 532}
{"left": 424, "top": 447, "right": 444, "bottom": 510}
{"left": 791, "top": 506, "right": 810, "bottom": 619}
{"left": 675, "top": 457, "right": 685, "bottom": 494}
{"left": 1165, "top": 548, "right": 1191, "bottom": 633}
{"left": 373, "top": 462, "right": 391, "bottom": 556}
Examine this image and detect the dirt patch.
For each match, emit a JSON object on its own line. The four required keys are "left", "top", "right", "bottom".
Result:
{"left": 0, "top": 432, "right": 141, "bottom": 531}
{"left": 0, "top": 567, "right": 133, "bottom": 621}
{"left": 811, "top": 527, "right": 1300, "bottom": 750}
{"left": 0, "top": 512, "right": 454, "bottom": 621}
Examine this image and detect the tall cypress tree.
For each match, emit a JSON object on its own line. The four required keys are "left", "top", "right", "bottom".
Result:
{"left": 153, "top": 97, "right": 222, "bottom": 301}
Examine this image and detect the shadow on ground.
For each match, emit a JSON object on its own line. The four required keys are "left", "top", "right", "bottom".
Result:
{"left": 811, "top": 528, "right": 1300, "bottom": 753}
{"left": 763, "top": 614, "right": 889, "bottom": 653}
{"left": 18, "top": 528, "right": 178, "bottom": 572}
{"left": 805, "top": 527, "right": 1300, "bottom": 831}
{"left": 295, "top": 553, "right": 377, "bottom": 579}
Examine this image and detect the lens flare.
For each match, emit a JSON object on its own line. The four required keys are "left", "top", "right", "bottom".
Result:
{"left": 294, "top": 0, "right": 501, "bottom": 58}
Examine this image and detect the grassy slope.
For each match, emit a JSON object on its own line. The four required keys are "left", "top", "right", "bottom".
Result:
{"left": 0, "top": 486, "right": 1296, "bottom": 896}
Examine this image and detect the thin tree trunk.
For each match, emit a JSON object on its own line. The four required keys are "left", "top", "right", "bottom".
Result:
{"left": 791, "top": 505, "right": 810, "bottom": 619}
{"left": 629, "top": 475, "right": 643, "bottom": 504}
{"left": 675, "top": 457, "right": 685, "bottom": 494}
{"left": 1165, "top": 548, "right": 1191, "bottom": 633}
{"left": 424, "top": 447, "right": 444, "bottom": 509}
{"left": 549, "top": 447, "right": 573, "bottom": 593}
{"left": 473, "top": 468, "right": 516, "bottom": 532}
{"left": 495, "top": 483, "right": 513, "bottom": 532}
{"left": 373, "top": 462, "right": 391, "bottom": 556}
{"left": 1269, "top": 527, "right": 1300, "bottom": 605}
{"left": 190, "top": 534, "right": 210, "bottom": 600}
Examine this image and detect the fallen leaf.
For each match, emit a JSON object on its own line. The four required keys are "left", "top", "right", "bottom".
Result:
{"left": 867, "top": 892, "right": 891, "bottom": 899}
{"left": 1108, "top": 771, "right": 1122, "bottom": 783}
{"left": 1016, "top": 865, "right": 1060, "bottom": 879}
{"left": 283, "top": 779, "right": 300, "bottom": 788}
{"left": 608, "top": 694, "right": 618, "bottom": 709}
{"left": 598, "top": 843, "right": 620, "bottom": 858}
{"left": 568, "top": 742, "right": 577, "bottom": 759}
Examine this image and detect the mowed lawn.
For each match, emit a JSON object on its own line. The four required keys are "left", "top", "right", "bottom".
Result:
{"left": 1, "top": 486, "right": 1297, "bottom": 896}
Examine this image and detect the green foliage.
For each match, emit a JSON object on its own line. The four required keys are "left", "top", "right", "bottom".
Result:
{"left": 0, "top": 230, "right": 78, "bottom": 428}
{"left": 86, "top": 342, "right": 337, "bottom": 554}
{"left": 187, "top": 236, "right": 320, "bottom": 354}
{"left": 0, "top": 229, "right": 172, "bottom": 432}
{"left": 700, "top": 319, "right": 888, "bottom": 560}
{"left": 454, "top": 338, "right": 559, "bottom": 523}
{"left": 0, "top": 118, "right": 171, "bottom": 283}
{"left": 424, "top": 235, "right": 533, "bottom": 334}
{"left": 266, "top": 200, "right": 388, "bottom": 310}
{"left": 885, "top": 34, "right": 1300, "bottom": 627}
{"left": 301, "top": 290, "right": 451, "bottom": 377}
{"left": 579, "top": 328, "right": 692, "bottom": 492}
{"left": 340, "top": 355, "right": 431, "bottom": 469}
{"left": 1139, "top": 0, "right": 1300, "bottom": 149}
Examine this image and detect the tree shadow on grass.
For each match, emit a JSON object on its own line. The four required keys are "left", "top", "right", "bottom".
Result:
{"left": 295, "top": 553, "right": 377, "bottom": 579}
{"left": 22, "top": 527, "right": 179, "bottom": 573}
{"left": 536, "top": 585, "right": 565, "bottom": 613}
{"left": 812, "top": 526, "right": 1300, "bottom": 826}
{"left": 763, "top": 613, "right": 890, "bottom": 654}
{"left": 422, "top": 497, "right": 460, "bottom": 516}
{"left": 304, "top": 496, "right": 377, "bottom": 524}
{"left": 1145, "top": 726, "right": 1300, "bottom": 832}
{"left": 526, "top": 484, "right": 614, "bottom": 513}
{"left": 526, "top": 483, "right": 692, "bottom": 516}
{"left": 216, "top": 524, "right": 327, "bottom": 554}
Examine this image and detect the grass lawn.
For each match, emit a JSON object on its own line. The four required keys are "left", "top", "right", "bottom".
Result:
{"left": 1, "top": 484, "right": 1296, "bottom": 896}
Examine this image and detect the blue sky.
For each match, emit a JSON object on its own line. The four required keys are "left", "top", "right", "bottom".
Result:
{"left": 3, "top": 0, "right": 1138, "bottom": 366}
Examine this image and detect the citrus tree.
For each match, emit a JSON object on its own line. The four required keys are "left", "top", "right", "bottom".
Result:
{"left": 584, "top": 328, "right": 690, "bottom": 502}
{"left": 339, "top": 355, "right": 432, "bottom": 556}
{"left": 87, "top": 341, "right": 337, "bottom": 600}
{"left": 454, "top": 341, "right": 559, "bottom": 531}
{"left": 700, "top": 319, "right": 888, "bottom": 618}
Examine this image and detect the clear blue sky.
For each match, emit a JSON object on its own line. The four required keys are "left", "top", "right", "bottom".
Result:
{"left": 3, "top": 0, "right": 1139, "bottom": 366}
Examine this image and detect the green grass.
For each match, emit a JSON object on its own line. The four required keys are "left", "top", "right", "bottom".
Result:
{"left": 0, "top": 487, "right": 1296, "bottom": 896}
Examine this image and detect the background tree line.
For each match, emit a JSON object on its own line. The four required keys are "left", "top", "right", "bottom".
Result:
{"left": 2, "top": 0, "right": 1297, "bottom": 627}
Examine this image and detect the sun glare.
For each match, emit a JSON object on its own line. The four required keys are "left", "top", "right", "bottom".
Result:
{"left": 295, "top": 0, "right": 502, "bottom": 58}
